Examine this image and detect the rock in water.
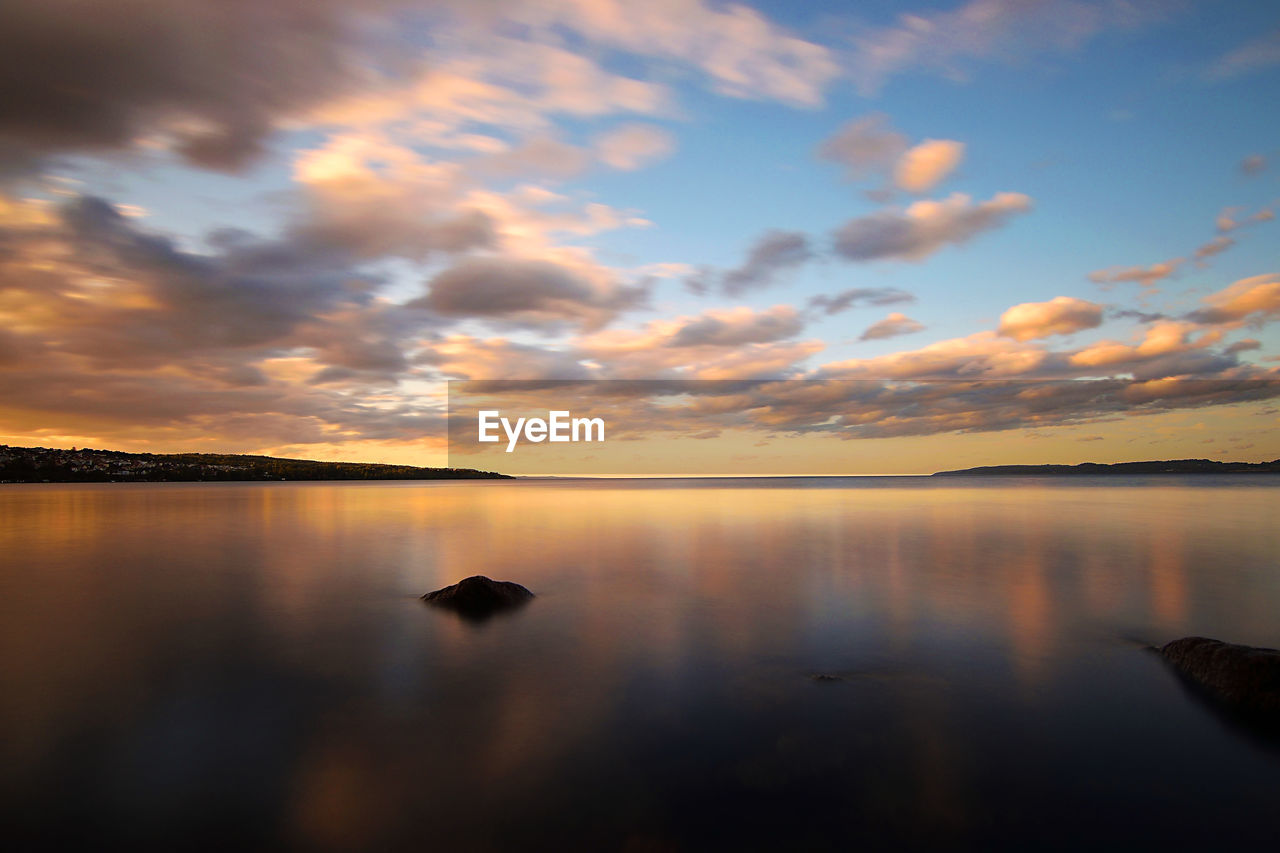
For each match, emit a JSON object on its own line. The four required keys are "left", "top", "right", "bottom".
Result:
{"left": 421, "top": 575, "right": 533, "bottom": 619}
{"left": 1158, "top": 636, "right": 1280, "bottom": 715}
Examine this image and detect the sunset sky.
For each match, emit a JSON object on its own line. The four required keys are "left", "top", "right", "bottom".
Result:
{"left": 0, "top": 0, "right": 1277, "bottom": 471}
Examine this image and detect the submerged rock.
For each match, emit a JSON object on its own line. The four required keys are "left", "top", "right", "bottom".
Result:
{"left": 1158, "top": 636, "right": 1280, "bottom": 715}
{"left": 421, "top": 575, "right": 533, "bottom": 619}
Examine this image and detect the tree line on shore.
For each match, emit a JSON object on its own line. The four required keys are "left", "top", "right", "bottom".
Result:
{"left": 0, "top": 445, "right": 509, "bottom": 482}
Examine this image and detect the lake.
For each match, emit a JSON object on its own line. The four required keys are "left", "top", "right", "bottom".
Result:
{"left": 2, "top": 478, "right": 1278, "bottom": 850}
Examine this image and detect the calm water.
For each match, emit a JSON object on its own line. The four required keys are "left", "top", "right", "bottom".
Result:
{"left": 2, "top": 478, "right": 1278, "bottom": 850}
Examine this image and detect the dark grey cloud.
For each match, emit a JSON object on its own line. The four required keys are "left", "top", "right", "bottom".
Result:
{"left": 683, "top": 268, "right": 715, "bottom": 296}
{"left": 815, "top": 114, "right": 907, "bottom": 180}
{"left": 52, "top": 196, "right": 370, "bottom": 359}
{"left": 721, "top": 230, "right": 813, "bottom": 296}
{"left": 0, "top": 0, "right": 411, "bottom": 174}
{"left": 1111, "top": 308, "right": 1169, "bottom": 324}
{"left": 289, "top": 208, "right": 494, "bottom": 263}
{"left": 832, "top": 193, "right": 1032, "bottom": 262}
{"left": 414, "top": 257, "right": 648, "bottom": 330}
{"left": 669, "top": 308, "right": 803, "bottom": 347}
{"left": 807, "top": 287, "right": 915, "bottom": 315}
{"left": 691, "top": 194, "right": 1030, "bottom": 297}
{"left": 304, "top": 332, "right": 410, "bottom": 384}
{"left": 1226, "top": 338, "right": 1262, "bottom": 354}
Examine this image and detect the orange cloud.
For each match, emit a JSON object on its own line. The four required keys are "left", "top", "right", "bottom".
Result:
{"left": 1088, "top": 259, "right": 1181, "bottom": 290}
{"left": 577, "top": 306, "right": 821, "bottom": 378}
{"left": 998, "top": 297, "right": 1103, "bottom": 341}
{"left": 1187, "top": 274, "right": 1280, "bottom": 325}
{"left": 820, "top": 332, "right": 1051, "bottom": 379}
{"left": 860, "top": 312, "right": 925, "bottom": 341}
{"left": 1068, "top": 322, "right": 1206, "bottom": 369}
{"left": 894, "top": 139, "right": 965, "bottom": 193}
{"left": 594, "top": 123, "right": 676, "bottom": 171}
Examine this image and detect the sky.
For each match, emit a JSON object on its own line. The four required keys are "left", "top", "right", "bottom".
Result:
{"left": 0, "top": 0, "right": 1277, "bottom": 473}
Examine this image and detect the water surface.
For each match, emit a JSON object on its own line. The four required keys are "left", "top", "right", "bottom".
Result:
{"left": 2, "top": 478, "right": 1278, "bottom": 850}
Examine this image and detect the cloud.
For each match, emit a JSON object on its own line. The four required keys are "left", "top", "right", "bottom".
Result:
{"left": 894, "top": 140, "right": 965, "bottom": 193}
{"left": 581, "top": 306, "right": 805, "bottom": 352}
{"left": 816, "top": 114, "right": 909, "bottom": 180}
{"left": 999, "top": 297, "right": 1104, "bottom": 341}
{"left": 515, "top": 0, "right": 839, "bottom": 107}
{"left": 1206, "top": 30, "right": 1280, "bottom": 81}
{"left": 1186, "top": 274, "right": 1280, "bottom": 325}
{"left": 1092, "top": 204, "right": 1270, "bottom": 290}
{"left": 290, "top": 134, "right": 494, "bottom": 261}
{"left": 668, "top": 306, "right": 805, "bottom": 347}
{"left": 1110, "top": 308, "right": 1168, "bottom": 324}
{"left": 1216, "top": 205, "right": 1275, "bottom": 233}
{"left": 0, "top": 327, "right": 37, "bottom": 366}
{"left": 718, "top": 230, "right": 813, "bottom": 295}
{"left": 860, "top": 312, "right": 925, "bottom": 341}
{"left": 1088, "top": 259, "right": 1182, "bottom": 290}
{"left": 832, "top": 192, "right": 1032, "bottom": 262}
{"left": 594, "top": 124, "right": 676, "bottom": 171}
{"left": 818, "top": 332, "right": 1058, "bottom": 380}
{"left": 413, "top": 257, "right": 647, "bottom": 331}
{"left": 847, "top": 0, "right": 1171, "bottom": 94}
{"left": 10, "top": 195, "right": 377, "bottom": 362}
{"left": 468, "top": 375, "right": 1280, "bottom": 445}
{"left": 0, "top": 357, "right": 450, "bottom": 449}
{"left": 476, "top": 135, "right": 591, "bottom": 180}
{"left": 1240, "top": 154, "right": 1267, "bottom": 176}
{"left": 288, "top": 132, "right": 652, "bottom": 279}
{"left": 1067, "top": 322, "right": 1215, "bottom": 373}
{"left": 0, "top": 2, "right": 695, "bottom": 178}
{"left": 425, "top": 335, "right": 594, "bottom": 381}
{"left": 0, "top": 178, "right": 703, "bottom": 445}
{"left": 807, "top": 287, "right": 916, "bottom": 315}
{"left": 312, "top": 37, "right": 671, "bottom": 137}
{"left": 1192, "top": 236, "right": 1234, "bottom": 262}
{"left": 1226, "top": 339, "right": 1261, "bottom": 355}
{"left": 656, "top": 341, "right": 825, "bottom": 380}
{"left": 0, "top": 0, "right": 419, "bottom": 174}
{"left": 576, "top": 307, "right": 819, "bottom": 378}
{"left": 816, "top": 115, "right": 963, "bottom": 194}
{"left": 0, "top": 192, "right": 469, "bottom": 447}
{"left": 814, "top": 310, "right": 1263, "bottom": 384}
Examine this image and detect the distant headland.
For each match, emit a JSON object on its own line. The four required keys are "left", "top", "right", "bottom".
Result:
{"left": 0, "top": 445, "right": 510, "bottom": 483}
{"left": 932, "top": 459, "right": 1280, "bottom": 477}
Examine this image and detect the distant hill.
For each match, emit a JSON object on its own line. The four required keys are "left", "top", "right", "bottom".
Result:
{"left": 0, "top": 445, "right": 510, "bottom": 483}
{"left": 932, "top": 458, "right": 1280, "bottom": 477}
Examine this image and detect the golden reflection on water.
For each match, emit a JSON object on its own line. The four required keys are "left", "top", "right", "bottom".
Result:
{"left": 1, "top": 480, "right": 1278, "bottom": 847}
